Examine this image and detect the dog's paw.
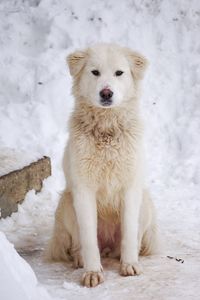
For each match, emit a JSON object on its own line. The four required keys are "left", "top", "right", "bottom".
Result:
{"left": 120, "top": 262, "right": 142, "bottom": 276}
{"left": 82, "top": 271, "right": 104, "bottom": 288}
{"left": 73, "top": 254, "right": 84, "bottom": 269}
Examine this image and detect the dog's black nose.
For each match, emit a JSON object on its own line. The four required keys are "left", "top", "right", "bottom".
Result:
{"left": 100, "top": 88, "right": 113, "bottom": 100}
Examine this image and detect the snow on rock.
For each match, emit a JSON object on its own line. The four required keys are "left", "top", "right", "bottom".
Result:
{"left": 0, "top": 231, "right": 52, "bottom": 300}
{"left": 0, "top": 147, "right": 43, "bottom": 177}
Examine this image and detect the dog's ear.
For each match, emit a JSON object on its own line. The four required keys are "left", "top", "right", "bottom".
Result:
{"left": 124, "top": 49, "right": 148, "bottom": 80}
{"left": 67, "top": 50, "right": 88, "bottom": 77}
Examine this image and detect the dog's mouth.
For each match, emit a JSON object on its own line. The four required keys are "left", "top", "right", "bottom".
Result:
{"left": 100, "top": 98, "right": 113, "bottom": 107}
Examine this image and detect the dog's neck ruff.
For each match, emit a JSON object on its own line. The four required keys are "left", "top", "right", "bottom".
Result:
{"left": 70, "top": 101, "right": 143, "bottom": 147}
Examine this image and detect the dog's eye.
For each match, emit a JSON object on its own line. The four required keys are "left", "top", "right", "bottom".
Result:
{"left": 115, "top": 70, "right": 124, "bottom": 76}
{"left": 91, "top": 70, "right": 100, "bottom": 76}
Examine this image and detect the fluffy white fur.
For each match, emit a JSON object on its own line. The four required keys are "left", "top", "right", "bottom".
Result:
{"left": 47, "top": 43, "right": 159, "bottom": 288}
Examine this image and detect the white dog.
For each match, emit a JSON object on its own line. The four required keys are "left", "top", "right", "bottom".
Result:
{"left": 48, "top": 43, "right": 159, "bottom": 287}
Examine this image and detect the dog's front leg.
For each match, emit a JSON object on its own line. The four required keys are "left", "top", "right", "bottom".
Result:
{"left": 73, "top": 186, "right": 104, "bottom": 287}
{"left": 120, "top": 184, "right": 143, "bottom": 276}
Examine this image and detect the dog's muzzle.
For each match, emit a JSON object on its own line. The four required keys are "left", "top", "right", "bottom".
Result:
{"left": 99, "top": 88, "right": 113, "bottom": 106}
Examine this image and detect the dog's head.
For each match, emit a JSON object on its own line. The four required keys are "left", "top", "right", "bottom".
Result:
{"left": 67, "top": 44, "right": 148, "bottom": 108}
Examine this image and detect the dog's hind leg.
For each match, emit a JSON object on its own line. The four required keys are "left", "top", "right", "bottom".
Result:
{"left": 140, "top": 223, "right": 160, "bottom": 256}
{"left": 47, "top": 190, "right": 83, "bottom": 268}
{"left": 139, "top": 190, "right": 160, "bottom": 256}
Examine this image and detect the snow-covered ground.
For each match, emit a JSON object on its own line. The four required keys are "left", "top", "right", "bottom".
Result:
{"left": 0, "top": 0, "right": 200, "bottom": 299}
{"left": 0, "top": 231, "right": 51, "bottom": 300}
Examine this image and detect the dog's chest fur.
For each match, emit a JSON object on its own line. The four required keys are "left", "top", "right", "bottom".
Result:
{"left": 70, "top": 104, "right": 142, "bottom": 190}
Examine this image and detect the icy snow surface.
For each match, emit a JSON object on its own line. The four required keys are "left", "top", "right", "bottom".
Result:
{"left": 0, "top": 0, "right": 200, "bottom": 299}
{"left": 0, "top": 147, "right": 42, "bottom": 176}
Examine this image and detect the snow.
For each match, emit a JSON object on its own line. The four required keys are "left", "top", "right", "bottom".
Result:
{"left": 0, "top": 231, "right": 52, "bottom": 300}
{"left": 0, "top": 147, "right": 42, "bottom": 176}
{"left": 0, "top": 0, "right": 200, "bottom": 299}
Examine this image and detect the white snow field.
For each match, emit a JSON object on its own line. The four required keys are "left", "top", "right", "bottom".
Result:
{"left": 0, "top": 231, "right": 51, "bottom": 300}
{"left": 0, "top": 0, "right": 200, "bottom": 299}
